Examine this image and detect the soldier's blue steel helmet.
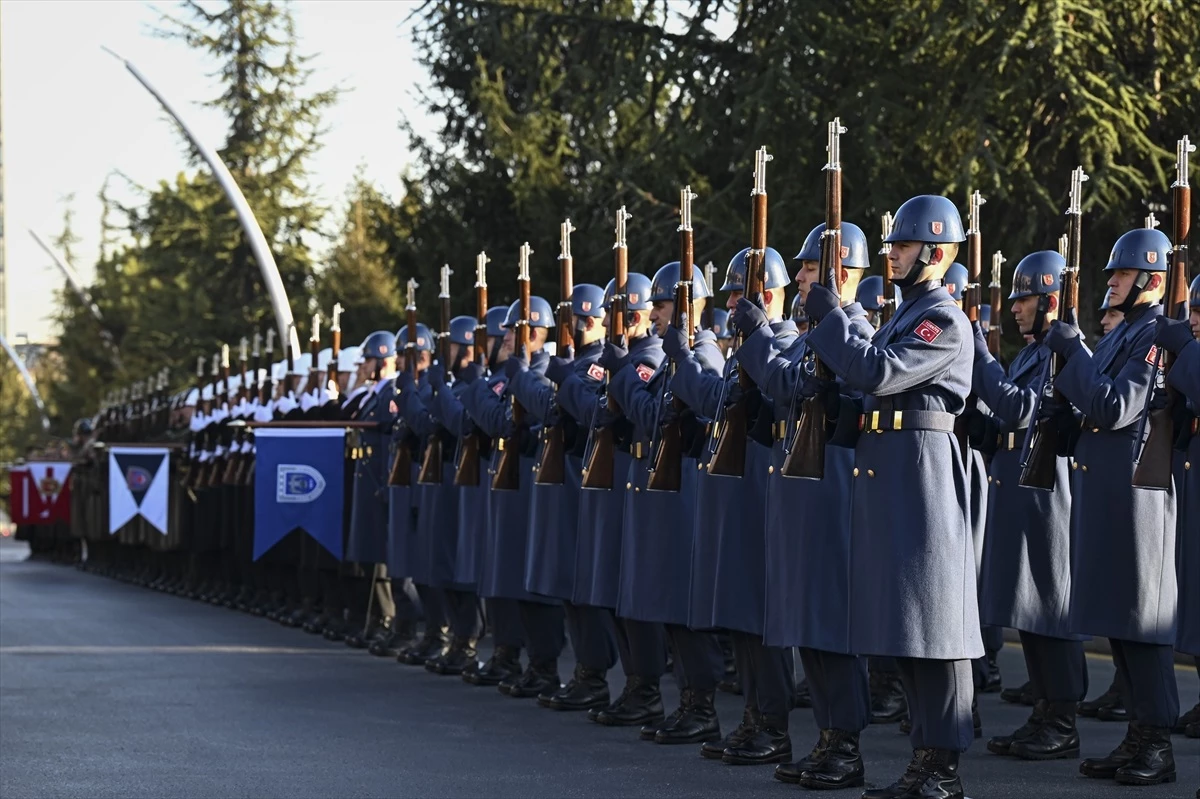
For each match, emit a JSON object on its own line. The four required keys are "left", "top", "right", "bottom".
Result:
{"left": 397, "top": 323, "right": 435, "bottom": 352}
{"left": 793, "top": 223, "right": 871, "bottom": 269}
{"left": 883, "top": 195, "right": 965, "bottom": 244}
{"left": 855, "top": 275, "right": 901, "bottom": 311}
{"left": 711, "top": 308, "right": 733, "bottom": 339}
{"left": 1008, "top": 251, "right": 1064, "bottom": 299}
{"left": 571, "top": 283, "right": 606, "bottom": 318}
{"left": 448, "top": 316, "right": 478, "bottom": 346}
{"left": 485, "top": 306, "right": 509, "bottom": 337}
{"left": 602, "top": 273, "right": 653, "bottom": 311}
{"left": 1104, "top": 228, "right": 1171, "bottom": 272}
{"left": 650, "top": 261, "right": 713, "bottom": 303}
{"left": 721, "top": 247, "right": 790, "bottom": 291}
{"left": 979, "top": 305, "right": 992, "bottom": 332}
{"left": 943, "top": 263, "right": 969, "bottom": 300}
{"left": 73, "top": 417, "right": 94, "bottom": 437}
{"left": 361, "top": 330, "right": 397, "bottom": 360}
{"left": 503, "top": 296, "right": 555, "bottom": 328}
{"left": 790, "top": 294, "right": 808, "bottom": 325}
{"left": 1190, "top": 275, "right": 1200, "bottom": 308}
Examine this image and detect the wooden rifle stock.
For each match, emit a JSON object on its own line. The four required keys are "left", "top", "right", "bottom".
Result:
{"left": 1133, "top": 136, "right": 1193, "bottom": 489}
{"left": 880, "top": 212, "right": 896, "bottom": 324}
{"left": 710, "top": 147, "right": 773, "bottom": 477}
{"left": 388, "top": 280, "right": 420, "bottom": 487}
{"left": 782, "top": 124, "right": 844, "bottom": 480}
{"left": 582, "top": 208, "right": 631, "bottom": 490}
{"left": 535, "top": 220, "right": 576, "bottom": 485}
{"left": 953, "top": 191, "right": 986, "bottom": 466}
{"left": 492, "top": 244, "right": 533, "bottom": 491}
{"left": 454, "top": 253, "right": 490, "bottom": 487}
{"left": 988, "top": 251, "right": 1004, "bottom": 356}
{"left": 648, "top": 186, "right": 697, "bottom": 492}
{"left": 1020, "top": 167, "right": 1087, "bottom": 490}
{"left": 419, "top": 269, "right": 453, "bottom": 485}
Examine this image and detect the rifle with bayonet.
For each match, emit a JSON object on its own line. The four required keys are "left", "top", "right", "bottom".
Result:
{"left": 880, "top": 212, "right": 896, "bottom": 324}
{"left": 454, "top": 253, "right": 490, "bottom": 486}
{"left": 781, "top": 123, "right": 844, "bottom": 480}
{"left": 234, "top": 331, "right": 263, "bottom": 486}
{"left": 419, "top": 266, "right": 454, "bottom": 484}
{"left": 581, "top": 207, "right": 631, "bottom": 490}
{"left": 1019, "top": 166, "right": 1087, "bottom": 490}
{"left": 534, "top": 220, "right": 576, "bottom": 485}
{"left": 647, "top": 186, "right": 698, "bottom": 492}
{"left": 222, "top": 337, "right": 250, "bottom": 484}
{"left": 328, "top": 303, "right": 343, "bottom": 392}
{"left": 709, "top": 147, "right": 773, "bottom": 477}
{"left": 1133, "top": 135, "right": 1194, "bottom": 489}
{"left": 388, "top": 279, "right": 420, "bottom": 486}
{"left": 988, "top": 251, "right": 1005, "bottom": 356}
{"left": 492, "top": 243, "right": 533, "bottom": 491}
{"left": 200, "top": 346, "right": 231, "bottom": 489}
{"left": 702, "top": 261, "right": 716, "bottom": 330}
{"left": 953, "top": 190, "right": 986, "bottom": 466}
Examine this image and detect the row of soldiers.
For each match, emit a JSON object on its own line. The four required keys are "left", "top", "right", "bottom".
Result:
{"left": 63, "top": 164, "right": 1200, "bottom": 798}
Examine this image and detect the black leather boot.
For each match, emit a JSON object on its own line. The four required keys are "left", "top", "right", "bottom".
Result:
{"left": 981, "top": 651, "right": 1002, "bottom": 693}
{"left": 987, "top": 700, "right": 1046, "bottom": 755}
{"left": 1174, "top": 701, "right": 1200, "bottom": 734}
{"left": 1077, "top": 679, "right": 1122, "bottom": 718}
{"left": 1079, "top": 723, "right": 1139, "bottom": 778}
{"left": 863, "top": 748, "right": 963, "bottom": 799}
{"left": 1113, "top": 726, "right": 1175, "bottom": 785}
{"left": 701, "top": 706, "right": 760, "bottom": 760}
{"left": 655, "top": 689, "right": 721, "bottom": 744}
{"left": 774, "top": 729, "right": 833, "bottom": 783}
{"left": 640, "top": 699, "right": 685, "bottom": 740}
{"left": 594, "top": 676, "right": 664, "bottom": 727}
{"left": 795, "top": 677, "right": 813, "bottom": 708}
{"left": 345, "top": 616, "right": 389, "bottom": 649}
{"left": 1000, "top": 679, "right": 1033, "bottom": 705}
{"left": 540, "top": 665, "right": 609, "bottom": 710}
{"left": 1009, "top": 701, "right": 1079, "bottom": 760}
{"left": 398, "top": 628, "right": 449, "bottom": 666}
{"left": 369, "top": 620, "right": 416, "bottom": 658}
{"left": 462, "top": 645, "right": 522, "bottom": 686}
{"left": 972, "top": 696, "right": 982, "bottom": 738}
{"left": 722, "top": 716, "right": 791, "bottom": 765}
{"left": 797, "top": 729, "right": 865, "bottom": 790}
{"left": 322, "top": 615, "right": 348, "bottom": 642}
{"left": 303, "top": 611, "right": 330, "bottom": 634}
{"left": 870, "top": 670, "right": 908, "bottom": 724}
{"left": 506, "top": 661, "right": 560, "bottom": 699}
{"left": 1096, "top": 702, "right": 1129, "bottom": 721}
{"left": 427, "top": 637, "right": 478, "bottom": 675}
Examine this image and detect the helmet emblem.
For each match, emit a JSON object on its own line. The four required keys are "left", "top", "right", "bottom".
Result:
{"left": 1042, "top": 274, "right": 1054, "bottom": 286}
{"left": 629, "top": 294, "right": 639, "bottom": 304}
{"left": 464, "top": 331, "right": 473, "bottom": 341}
{"left": 840, "top": 245, "right": 850, "bottom": 259}
{"left": 946, "top": 283, "right": 956, "bottom": 295}
{"left": 581, "top": 301, "right": 592, "bottom": 312}
{"left": 876, "top": 295, "right": 885, "bottom": 306}
{"left": 417, "top": 337, "right": 426, "bottom": 346}
{"left": 930, "top": 221, "right": 943, "bottom": 235}
{"left": 377, "top": 344, "right": 387, "bottom": 354}
{"left": 1146, "top": 251, "right": 1157, "bottom": 264}
{"left": 531, "top": 311, "right": 540, "bottom": 322}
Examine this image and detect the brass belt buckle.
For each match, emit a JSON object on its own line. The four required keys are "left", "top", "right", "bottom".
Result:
{"left": 892, "top": 411, "right": 902, "bottom": 431}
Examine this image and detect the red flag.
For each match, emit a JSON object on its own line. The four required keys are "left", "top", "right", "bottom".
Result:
{"left": 8, "top": 463, "right": 73, "bottom": 525}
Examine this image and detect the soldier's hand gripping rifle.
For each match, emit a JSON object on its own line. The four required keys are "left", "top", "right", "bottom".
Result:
{"left": 647, "top": 186, "right": 698, "bottom": 492}
{"left": 454, "top": 252, "right": 490, "bottom": 486}
{"left": 388, "top": 278, "right": 420, "bottom": 486}
{"left": 1133, "top": 136, "right": 1194, "bottom": 489}
{"left": 880, "top": 212, "right": 896, "bottom": 325}
{"left": 581, "top": 207, "right": 631, "bottom": 490}
{"left": 781, "top": 123, "right": 845, "bottom": 479}
{"left": 419, "top": 266, "right": 454, "bottom": 484}
{"left": 535, "top": 220, "right": 576, "bottom": 485}
{"left": 988, "top": 251, "right": 1005, "bottom": 356}
{"left": 953, "top": 190, "right": 986, "bottom": 466}
{"left": 1019, "top": 166, "right": 1087, "bottom": 490}
{"left": 492, "top": 244, "right": 534, "bottom": 490}
{"left": 709, "top": 147, "right": 773, "bottom": 477}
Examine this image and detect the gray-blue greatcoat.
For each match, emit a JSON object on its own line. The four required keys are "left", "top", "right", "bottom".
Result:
{"left": 806, "top": 281, "right": 984, "bottom": 660}
{"left": 348, "top": 379, "right": 396, "bottom": 566}
{"left": 673, "top": 321, "right": 796, "bottom": 635}
{"left": 1056, "top": 304, "right": 1176, "bottom": 645}
{"left": 513, "top": 341, "right": 603, "bottom": 601}
{"left": 1167, "top": 338, "right": 1200, "bottom": 655}
{"left": 973, "top": 340, "right": 1079, "bottom": 639}
{"left": 462, "top": 349, "right": 553, "bottom": 604}
{"left": 400, "top": 375, "right": 461, "bottom": 588}
{"left": 740, "top": 305, "right": 873, "bottom": 651}
{"left": 437, "top": 378, "right": 488, "bottom": 588}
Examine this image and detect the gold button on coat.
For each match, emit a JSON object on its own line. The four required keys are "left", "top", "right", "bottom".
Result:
{"left": 768, "top": 465, "right": 775, "bottom": 475}
{"left": 867, "top": 469, "right": 875, "bottom": 478}
{"left": 853, "top": 468, "right": 860, "bottom": 477}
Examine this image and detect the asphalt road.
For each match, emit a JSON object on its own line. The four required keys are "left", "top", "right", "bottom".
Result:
{"left": 1, "top": 538, "right": 1197, "bottom": 799}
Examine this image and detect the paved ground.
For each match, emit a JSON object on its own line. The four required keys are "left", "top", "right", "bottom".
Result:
{"left": 1, "top": 537, "right": 1196, "bottom": 799}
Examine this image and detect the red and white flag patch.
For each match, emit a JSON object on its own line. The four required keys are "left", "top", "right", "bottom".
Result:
{"left": 914, "top": 319, "right": 944, "bottom": 343}
{"left": 389, "top": 399, "right": 399, "bottom": 414}
{"left": 1145, "top": 344, "right": 1160, "bottom": 366}
{"left": 635, "top": 363, "right": 655, "bottom": 383}
{"left": 587, "top": 363, "right": 606, "bottom": 381}
{"left": 492, "top": 380, "right": 507, "bottom": 396}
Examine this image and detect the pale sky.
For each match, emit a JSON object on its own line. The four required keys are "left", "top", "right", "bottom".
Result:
{"left": 2, "top": 0, "right": 435, "bottom": 344}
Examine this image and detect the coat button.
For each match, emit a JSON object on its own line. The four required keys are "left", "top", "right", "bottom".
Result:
{"left": 634, "top": 487, "right": 640, "bottom": 493}
{"left": 867, "top": 469, "right": 875, "bottom": 477}
{"left": 1081, "top": 465, "right": 1088, "bottom": 472}
{"left": 531, "top": 465, "right": 537, "bottom": 472}
{"left": 626, "top": 482, "right": 632, "bottom": 490}
{"left": 768, "top": 465, "right": 775, "bottom": 475}
{"left": 1092, "top": 427, "right": 1099, "bottom": 433}
{"left": 994, "top": 479, "right": 1001, "bottom": 487}
{"left": 698, "top": 463, "right": 704, "bottom": 470}
{"left": 1071, "top": 462, "right": 1079, "bottom": 470}
{"left": 853, "top": 468, "right": 860, "bottom": 477}
{"left": 1185, "top": 462, "right": 1192, "bottom": 470}
{"left": 987, "top": 476, "right": 993, "bottom": 484}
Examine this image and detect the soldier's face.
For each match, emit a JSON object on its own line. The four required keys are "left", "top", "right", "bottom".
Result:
{"left": 1189, "top": 307, "right": 1200, "bottom": 337}
{"left": 725, "top": 290, "right": 742, "bottom": 311}
{"left": 498, "top": 330, "right": 515, "bottom": 360}
{"left": 888, "top": 241, "right": 929, "bottom": 280}
{"left": 1010, "top": 296, "right": 1039, "bottom": 334}
{"left": 1100, "top": 309, "right": 1124, "bottom": 334}
{"left": 1105, "top": 269, "right": 1140, "bottom": 307}
{"left": 650, "top": 300, "right": 673, "bottom": 335}
{"left": 793, "top": 260, "right": 820, "bottom": 300}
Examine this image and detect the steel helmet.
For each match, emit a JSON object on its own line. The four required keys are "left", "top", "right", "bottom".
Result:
{"left": 883, "top": 195, "right": 965, "bottom": 244}
{"left": 794, "top": 222, "right": 871, "bottom": 269}
{"left": 571, "top": 283, "right": 606, "bottom": 318}
{"left": 1104, "top": 228, "right": 1171, "bottom": 272}
{"left": 361, "top": 330, "right": 397, "bottom": 360}
{"left": 711, "top": 308, "right": 732, "bottom": 339}
{"left": 448, "top": 316, "right": 478, "bottom": 346}
{"left": 396, "top": 323, "right": 435, "bottom": 352}
{"left": 503, "top": 296, "right": 555, "bottom": 328}
{"left": 1008, "top": 251, "right": 1064, "bottom": 299}
{"left": 855, "top": 275, "right": 902, "bottom": 311}
{"left": 602, "top": 273, "right": 653, "bottom": 311}
{"left": 943, "top": 263, "right": 969, "bottom": 300}
{"left": 721, "top": 247, "right": 789, "bottom": 291}
{"left": 485, "top": 306, "right": 509, "bottom": 337}
{"left": 649, "top": 262, "right": 713, "bottom": 303}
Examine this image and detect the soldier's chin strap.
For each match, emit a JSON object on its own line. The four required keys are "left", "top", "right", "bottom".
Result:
{"left": 891, "top": 243, "right": 938, "bottom": 289}
{"left": 487, "top": 337, "right": 505, "bottom": 372}
{"left": 1112, "top": 270, "right": 1154, "bottom": 314}
{"left": 1029, "top": 295, "right": 1052, "bottom": 336}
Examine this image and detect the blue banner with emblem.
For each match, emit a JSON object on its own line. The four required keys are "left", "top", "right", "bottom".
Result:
{"left": 253, "top": 427, "right": 345, "bottom": 561}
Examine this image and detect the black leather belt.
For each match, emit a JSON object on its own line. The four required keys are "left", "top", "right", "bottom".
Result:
{"left": 859, "top": 410, "right": 956, "bottom": 433}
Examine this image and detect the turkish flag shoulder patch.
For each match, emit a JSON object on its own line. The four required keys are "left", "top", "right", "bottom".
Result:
{"left": 587, "top": 363, "right": 605, "bottom": 381}
{"left": 635, "top": 363, "right": 655, "bottom": 383}
{"left": 492, "top": 380, "right": 507, "bottom": 396}
{"left": 1145, "top": 344, "right": 1159, "bottom": 366}
{"left": 913, "top": 319, "right": 944, "bottom": 343}
{"left": 388, "top": 399, "right": 398, "bottom": 414}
